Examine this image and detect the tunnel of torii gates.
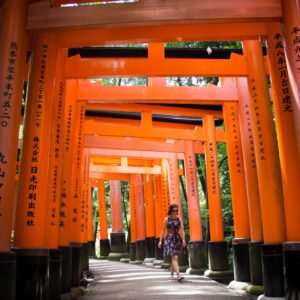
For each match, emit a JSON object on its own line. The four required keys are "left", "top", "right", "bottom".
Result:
{"left": 0, "top": 0, "right": 300, "bottom": 300}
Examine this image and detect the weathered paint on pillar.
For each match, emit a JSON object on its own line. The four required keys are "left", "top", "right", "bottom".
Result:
{"left": 110, "top": 180, "right": 123, "bottom": 233}
{"left": 69, "top": 100, "right": 85, "bottom": 243}
{"left": 204, "top": 115, "right": 224, "bottom": 242}
{"left": 0, "top": 0, "right": 29, "bottom": 251}
{"left": 184, "top": 141, "right": 203, "bottom": 241}
{"left": 133, "top": 174, "right": 146, "bottom": 241}
{"left": 223, "top": 103, "right": 251, "bottom": 239}
{"left": 160, "top": 158, "right": 170, "bottom": 218}
{"left": 143, "top": 174, "right": 155, "bottom": 238}
{"left": 45, "top": 49, "right": 67, "bottom": 249}
{"left": 167, "top": 153, "right": 183, "bottom": 219}
{"left": 243, "top": 40, "right": 286, "bottom": 244}
{"left": 153, "top": 175, "right": 163, "bottom": 238}
{"left": 129, "top": 177, "right": 137, "bottom": 243}
{"left": 59, "top": 80, "right": 78, "bottom": 247}
{"left": 267, "top": 24, "right": 300, "bottom": 242}
{"left": 236, "top": 78, "right": 263, "bottom": 242}
{"left": 14, "top": 34, "right": 57, "bottom": 248}
{"left": 280, "top": 0, "right": 300, "bottom": 152}
{"left": 98, "top": 179, "right": 108, "bottom": 240}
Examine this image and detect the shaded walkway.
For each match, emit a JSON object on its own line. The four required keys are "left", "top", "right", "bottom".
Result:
{"left": 80, "top": 260, "right": 255, "bottom": 300}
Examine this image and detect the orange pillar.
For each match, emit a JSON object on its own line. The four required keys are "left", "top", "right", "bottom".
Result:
{"left": 13, "top": 34, "right": 57, "bottom": 298}
{"left": 267, "top": 23, "right": 300, "bottom": 297}
{"left": 143, "top": 173, "right": 156, "bottom": 259}
{"left": 167, "top": 153, "right": 182, "bottom": 218}
{"left": 160, "top": 158, "right": 170, "bottom": 218}
{"left": 0, "top": 0, "right": 28, "bottom": 254}
{"left": 236, "top": 77, "right": 264, "bottom": 286}
{"left": 98, "top": 179, "right": 110, "bottom": 257}
{"left": 129, "top": 176, "right": 137, "bottom": 261}
{"left": 45, "top": 49, "right": 67, "bottom": 251}
{"left": 153, "top": 174, "right": 164, "bottom": 261}
{"left": 281, "top": 0, "right": 300, "bottom": 153}
{"left": 204, "top": 115, "right": 229, "bottom": 274}
{"left": 109, "top": 180, "right": 127, "bottom": 257}
{"left": 243, "top": 40, "right": 286, "bottom": 297}
{"left": 223, "top": 102, "right": 251, "bottom": 283}
{"left": 87, "top": 179, "right": 94, "bottom": 242}
{"left": 133, "top": 174, "right": 146, "bottom": 262}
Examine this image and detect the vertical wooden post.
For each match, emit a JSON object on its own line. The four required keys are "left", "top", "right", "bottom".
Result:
{"left": 98, "top": 179, "right": 110, "bottom": 258}
{"left": 223, "top": 102, "right": 251, "bottom": 284}
{"left": 0, "top": 0, "right": 29, "bottom": 298}
{"left": 243, "top": 40, "right": 286, "bottom": 298}
{"left": 129, "top": 176, "right": 137, "bottom": 262}
{"left": 204, "top": 115, "right": 229, "bottom": 276}
{"left": 143, "top": 173, "right": 155, "bottom": 260}
{"left": 236, "top": 77, "right": 264, "bottom": 287}
{"left": 160, "top": 158, "right": 170, "bottom": 218}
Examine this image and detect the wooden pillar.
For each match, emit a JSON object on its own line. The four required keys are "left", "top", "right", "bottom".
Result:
{"left": 143, "top": 174, "right": 155, "bottom": 259}
{"left": 58, "top": 79, "right": 78, "bottom": 293}
{"left": 267, "top": 22, "right": 300, "bottom": 298}
{"left": 0, "top": 1, "right": 29, "bottom": 298}
{"left": 236, "top": 77, "right": 264, "bottom": 287}
{"left": 129, "top": 176, "right": 137, "bottom": 261}
{"left": 13, "top": 34, "right": 57, "bottom": 298}
{"left": 243, "top": 40, "right": 286, "bottom": 298}
{"left": 223, "top": 102, "right": 251, "bottom": 283}
{"left": 160, "top": 158, "right": 170, "bottom": 218}
{"left": 133, "top": 174, "right": 146, "bottom": 263}
{"left": 204, "top": 115, "right": 229, "bottom": 275}
{"left": 98, "top": 179, "right": 110, "bottom": 258}
{"left": 280, "top": 0, "right": 300, "bottom": 152}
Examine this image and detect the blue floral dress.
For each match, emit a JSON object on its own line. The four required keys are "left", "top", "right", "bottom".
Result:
{"left": 163, "top": 217, "right": 183, "bottom": 257}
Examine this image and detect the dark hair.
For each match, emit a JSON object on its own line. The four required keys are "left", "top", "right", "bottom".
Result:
{"left": 167, "top": 204, "right": 178, "bottom": 215}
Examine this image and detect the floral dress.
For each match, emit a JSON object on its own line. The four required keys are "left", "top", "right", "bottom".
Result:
{"left": 163, "top": 217, "right": 183, "bottom": 257}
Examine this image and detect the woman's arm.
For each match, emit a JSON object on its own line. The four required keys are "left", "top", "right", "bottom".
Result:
{"left": 158, "top": 218, "right": 168, "bottom": 248}
{"left": 179, "top": 217, "right": 186, "bottom": 247}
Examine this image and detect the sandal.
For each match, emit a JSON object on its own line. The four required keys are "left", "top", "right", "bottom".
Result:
{"left": 176, "top": 274, "right": 184, "bottom": 282}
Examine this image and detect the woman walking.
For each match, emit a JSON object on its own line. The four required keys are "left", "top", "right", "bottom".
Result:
{"left": 158, "top": 204, "right": 186, "bottom": 281}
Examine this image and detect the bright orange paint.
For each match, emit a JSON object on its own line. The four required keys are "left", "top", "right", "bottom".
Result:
{"left": 223, "top": 102, "right": 250, "bottom": 239}
{"left": 129, "top": 176, "right": 137, "bottom": 243}
{"left": 109, "top": 180, "right": 123, "bottom": 233}
{"left": 0, "top": 0, "right": 29, "bottom": 251}
{"left": 153, "top": 175, "right": 163, "bottom": 238}
{"left": 184, "top": 141, "right": 203, "bottom": 241}
{"left": 87, "top": 179, "right": 94, "bottom": 242}
{"left": 160, "top": 159, "right": 170, "bottom": 218}
{"left": 98, "top": 179, "right": 108, "bottom": 240}
{"left": 204, "top": 115, "right": 224, "bottom": 242}
{"left": 243, "top": 40, "right": 286, "bottom": 244}
{"left": 143, "top": 174, "right": 155, "bottom": 238}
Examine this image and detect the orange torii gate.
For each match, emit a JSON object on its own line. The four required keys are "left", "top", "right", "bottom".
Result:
{"left": 1, "top": 0, "right": 300, "bottom": 299}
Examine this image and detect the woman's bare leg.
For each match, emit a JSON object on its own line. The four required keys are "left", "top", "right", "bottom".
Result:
{"left": 172, "top": 256, "right": 179, "bottom": 274}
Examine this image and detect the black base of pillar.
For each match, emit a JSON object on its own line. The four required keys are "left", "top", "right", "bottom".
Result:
{"left": 70, "top": 243, "right": 82, "bottom": 287}
{"left": 187, "top": 241, "right": 207, "bottom": 274}
{"left": 110, "top": 232, "right": 126, "bottom": 253}
{"left": 261, "top": 243, "right": 284, "bottom": 297}
{"left": 283, "top": 242, "right": 300, "bottom": 299}
{"left": 49, "top": 249, "right": 62, "bottom": 300}
{"left": 14, "top": 248, "right": 49, "bottom": 300}
{"left": 59, "top": 246, "right": 72, "bottom": 293}
{"left": 81, "top": 243, "right": 89, "bottom": 272}
{"left": 208, "top": 241, "right": 229, "bottom": 271}
{"left": 130, "top": 243, "right": 136, "bottom": 261}
{"left": 100, "top": 239, "right": 110, "bottom": 257}
{"left": 249, "top": 241, "right": 263, "bottom": 286}
{"left": 162, "top": 255, "right": 171, "bottom": 269}
{"left": 88, "top": 241, "right": 96, "bottom": 257}
{"left": 0, "top": 251, "right": 16, "bottom": 300}
{"left": 136, "top": 240, "right": 146, "bottom": 262}
{"left": 232, "top": 238, "right": 251, "bottom": 282}
{"left": 146, "top": 237, "right": 155, "bottom": 258}
{"left": 155, "top": 238, "right": 164, "bottom": 260}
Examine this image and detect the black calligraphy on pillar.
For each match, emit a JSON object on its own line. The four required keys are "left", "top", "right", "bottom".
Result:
{"left": 250, "top": 79, "right": 266, "bottom": 161}
{"left": 208, "top": 143, "right": 217, "bottom": 195}
{"left": 0, "top": 153, "right": 8, "bottom": 217}
{"left": 65, "top": 105, "right": 72, "bottom": 152}
{"left": 26, "top": 136, "right": 40, "bottom": 226}
{"left": 1, "top": 42, "right": 18, "bottom": 127}
{"left": 291, "top": 26, "right": 300, "bottom": 74}
{"left": 230, "top": 106, "right": 242, "bottom": 174}
{"left": 187, "top": 155, "right": 197, "bottom": 197}
{"left": 76, "top": 105, "right": 84, "bottom": 169}
{"left": 273, "top": 33, "right": 293, "bottom": 112}
{"left": 168, "top": 160, "right": 177, "bottom": 202}
{"left": 36, "top": 44, "right": 48, "bottom": 128}
{"left": 60, "top": 180, "right": 67, "bottom": 228}
{"left": 244, "top": 105, "right": 256, "bottom": 169}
